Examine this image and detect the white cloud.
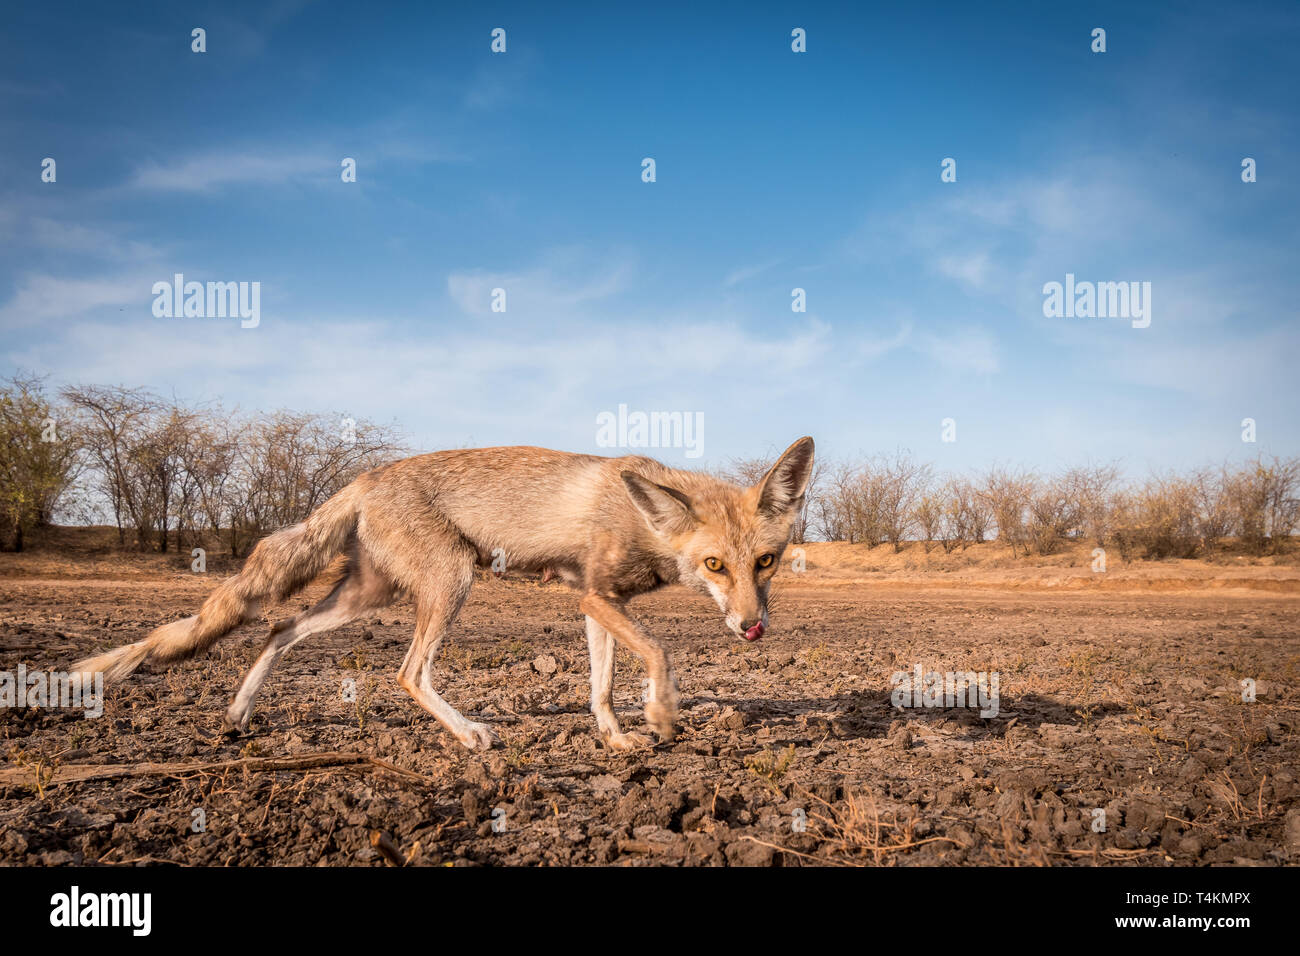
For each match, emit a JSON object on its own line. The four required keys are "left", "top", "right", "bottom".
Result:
{"left": 857, "top": 322, "right": 912, "bottom": 361}
{"left": 916, "top": 326, "right": 1000, "bottom": 375}
{"left": 29, "top": 218, "right": 165, "bottom": 261}
{"left": 1103, "top": 323, "right": 1298, "bottom": 398}
{"left": 722, "top": 259, "right": 782, "bottom": 288}
{"left": 1, "top": 278, "right": 833, "bottom": 457}
{"left": 447, "top": 257, "right": 633, "bottom": 317}
{"left": 935, "top": 251, "right": 992, "bottom": 290}
{"left": 846, "top": 159, "right": 1181, "bottom": 307}
{"left": 0, "top": 272, "right": 151, "bottom": 329}
{"left": 128, "top": 151, "right": 330, "bottom": 192}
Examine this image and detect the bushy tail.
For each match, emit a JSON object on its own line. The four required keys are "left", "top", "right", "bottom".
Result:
{"left": 71, "top": 483, "right": 363, "bottom": 683}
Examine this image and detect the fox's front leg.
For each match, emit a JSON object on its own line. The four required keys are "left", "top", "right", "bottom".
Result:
{"left": 580, "top": 593, "right": 679, "bottom": 743}
{"left": 585, "top": 615, "right": 651, "bottom": 750}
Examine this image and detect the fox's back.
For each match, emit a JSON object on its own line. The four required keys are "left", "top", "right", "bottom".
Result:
{"left": 358, "top": 446, "right": 635, "bottom": 572}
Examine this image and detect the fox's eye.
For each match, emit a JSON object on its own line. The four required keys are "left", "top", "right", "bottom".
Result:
{"left": 704, "top": 557, "right": 725, "bottom": 573}
{"left": 756, "top": 553, "right": 775, "bottom": 569}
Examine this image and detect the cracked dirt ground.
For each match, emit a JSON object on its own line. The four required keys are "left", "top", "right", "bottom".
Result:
{"left": 2, "top": 562, "right": 1297, "bottom": 866}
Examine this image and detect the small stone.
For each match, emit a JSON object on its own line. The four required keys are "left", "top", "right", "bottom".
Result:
{"left": 1178, "top": 757, "right": 1207, "bottom": 783}
{"left": 462, "top": 791, "right": 482, "bottom": 826}
{"left": 1284, "top": 808, "right": 1300, "bottom": 849}
{"left": 725, "top": 839, "right": 775, "bottom": 867}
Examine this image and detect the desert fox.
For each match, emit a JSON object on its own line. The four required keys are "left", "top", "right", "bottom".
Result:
{"left": 72, "top": 437, "right": 815, "bottom": 751}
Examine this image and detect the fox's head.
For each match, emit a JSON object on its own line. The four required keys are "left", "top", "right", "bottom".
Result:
{"left": 622, "top": 436, "right": 815, "bottom": 642}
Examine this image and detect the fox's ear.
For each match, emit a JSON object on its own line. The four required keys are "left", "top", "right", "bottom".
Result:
{"left": 755, "top": 436, "right": 815, "bottom": 517}
{"left": 622, "top": 471, "right": 697, "bottom": 535}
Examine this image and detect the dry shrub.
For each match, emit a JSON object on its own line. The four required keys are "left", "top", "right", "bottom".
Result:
{"left": 980, "top": 467, "right": 1035, "bottom": 557}
{"left": 1111, "top": 476, "right": 1200, "bottom": 559}
{"left": 59, "top": 384, "right": 404, "bottom": 555}
{"left": 1224, "top": 456, "right": 1300, "bottom": 555}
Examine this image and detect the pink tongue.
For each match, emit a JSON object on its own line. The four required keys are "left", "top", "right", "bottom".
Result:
{"left": 744, "top": 622, "right": 765, "bottom": 642}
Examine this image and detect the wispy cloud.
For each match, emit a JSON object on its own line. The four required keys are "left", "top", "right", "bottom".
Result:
{"left": 916, "top": 325, "right": 1000, "bottom": 375}
{"left": 857, "top": 322, "right": 912, "bottom": 361}
{"left": 187, "top": 0, "right": 317, "bottom": 59}
{"left": 127, "top": 151, "right": 330, "bottom": 192}
{"left": 461, "top": 46, "right": 539, "bottom": 111}
{"left": 723, "top": 259, "right": 783, "bottom": 288}
{"left": 934, "top": 251, "right": 993, "bottom": 291}
{"left": 447, "top": 254, "right": 635, "bottom": 317}
{"left": 0, "top": 272, "right": 151, "bottom": 328}
{"left": 849, "top": 320, "right": 997, "bottom": 374}
{"left": 2, "top": 306, "right": 832, "bottom": 455}
{"left": 29, "top": 218, "right": 165, "bottom": 261}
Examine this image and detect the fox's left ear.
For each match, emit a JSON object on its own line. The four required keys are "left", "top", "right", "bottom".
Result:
{"left": 755, "top": 437, "right": 815, "bottom": 517}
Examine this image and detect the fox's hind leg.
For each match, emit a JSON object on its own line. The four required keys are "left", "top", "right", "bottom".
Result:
{"left": 586, "top": 615, "right": 652, "bottom": 751}
{"left": 223, "top": 545, "right": 396, "bottom": 733}
{"left": 396, "top": 554, "right": 498, "bottom": 750}
{"left": 350, "top": 497, "right": 496, "bottom": 750}
{"left": 362, "top": 507, "right": 497, "bottom": 751}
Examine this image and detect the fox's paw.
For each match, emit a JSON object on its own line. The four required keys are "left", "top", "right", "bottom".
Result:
{"left": 220, "top": 709, "right": 250, "bottom": 737}
{"left": 644, "top": 701, "right": 677, "bottom": 742}
{"left": 603, "top": 731, "right": 654, "bottom": 751}
{"left": 457, "top": 721, "right": 500, "bottom": 751}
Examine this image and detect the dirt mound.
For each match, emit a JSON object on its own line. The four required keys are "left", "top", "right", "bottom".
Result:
{"left": 791, "top": 541, "right": 1300, "bottom": 595}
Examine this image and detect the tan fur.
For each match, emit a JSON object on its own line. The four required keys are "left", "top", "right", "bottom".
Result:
{"left": 70, "top": 437, "right": 815, "bottom": 751}
{"left": 72, "top": 484, "right": 362, "bottom": 680}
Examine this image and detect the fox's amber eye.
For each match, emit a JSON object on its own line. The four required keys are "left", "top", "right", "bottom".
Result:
{"left": 757, "top": 553, "right": 775, "bottom": 569}
{"left": 704, "top": 557, "right": 725, "bottom": 573}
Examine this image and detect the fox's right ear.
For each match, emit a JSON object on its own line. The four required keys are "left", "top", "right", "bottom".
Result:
{"left": 622, "top": 471, "right": 697, "bottom": 536}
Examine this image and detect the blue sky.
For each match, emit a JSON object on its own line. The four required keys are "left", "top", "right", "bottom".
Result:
{"left": 2, "top": 0, "right": 1297, "bottom": 476}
